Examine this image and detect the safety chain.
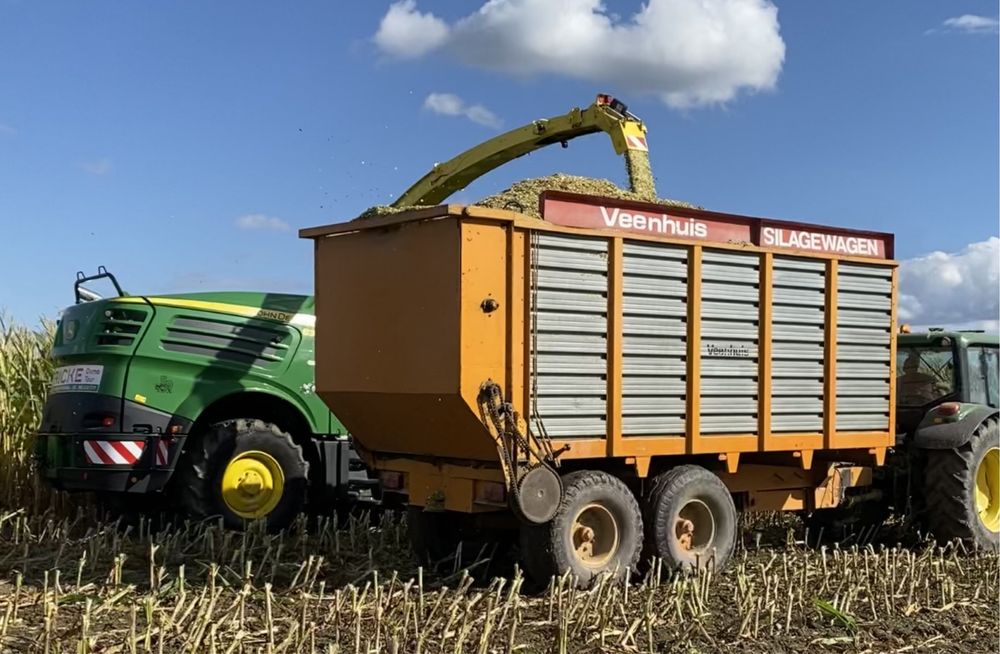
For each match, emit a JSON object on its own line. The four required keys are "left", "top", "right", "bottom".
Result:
{"left": 478, "top": 380, "right": 558, "bottom": 501}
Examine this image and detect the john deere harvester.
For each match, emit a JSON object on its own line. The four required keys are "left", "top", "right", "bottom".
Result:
{"left": 35, "top": 268, "right": 378, "bottom": 529}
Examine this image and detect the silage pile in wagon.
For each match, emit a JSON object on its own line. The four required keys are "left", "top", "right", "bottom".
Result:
{"left": 475, "top": 172, "right": 697, "bottom": 219}
{"left": 357, "top": 172, "right": 697, "bottom": 221}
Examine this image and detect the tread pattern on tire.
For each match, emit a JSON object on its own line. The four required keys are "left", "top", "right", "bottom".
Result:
{"left": 521, "top": 470, "right": 643, "bottom": 587}
{"left": 643, "top": 464, "right": 738, "bottom": 571}
{"left": 173, "top": 418, "right": 308, "bottom": 530}
{"left": 924, "top": 417, "right": 999, "bottom": 550}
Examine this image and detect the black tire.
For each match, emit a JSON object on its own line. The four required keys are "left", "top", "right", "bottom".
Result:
{"left": 520, "top": 470, "right": 643, "bottom": 588}
{"left": 173, "top": 419, "right": 309, "bottom": 532}
{"left": 407, "top": 506, "right": 463, "bottom": 567}
{"left": 924, "top": 417, "right": 999, "bottom": 552}
{"left": 643, "top": 465, "right": 737, "bottom": 572}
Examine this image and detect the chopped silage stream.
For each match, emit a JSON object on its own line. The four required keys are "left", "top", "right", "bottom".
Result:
{"left": 0, "top": 509, "right": 995, "bottom": 653}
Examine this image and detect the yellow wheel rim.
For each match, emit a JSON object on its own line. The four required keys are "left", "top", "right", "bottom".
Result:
{"left": 975, "top": 447, "right": 1000, "bottom": 533}
{"left": 571, "top": 503, "right": 619, "bottom": 568}
{"left": 221, "top": 450, "right": 284, "bottom": 519}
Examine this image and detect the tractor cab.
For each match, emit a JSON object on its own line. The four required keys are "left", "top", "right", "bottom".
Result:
{"left": 896, "top": 329, "right": 999, "bottom": 438}
{"left": 892, "top": 329, "right": 999, "bottom": 550}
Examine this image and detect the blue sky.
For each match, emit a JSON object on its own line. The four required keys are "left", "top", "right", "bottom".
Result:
{"left": 1, "top": 1, "right": 997, "bottom": 326}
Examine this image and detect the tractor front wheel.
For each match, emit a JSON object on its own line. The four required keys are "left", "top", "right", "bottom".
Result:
{"left": 924, "top": 417, "right": 999, "bottom": 551}
{"left": 173, "top": 419, "right": 309, "bottom": 532}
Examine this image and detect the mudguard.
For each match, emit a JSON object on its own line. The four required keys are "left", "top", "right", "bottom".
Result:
{"left": 912, "top": 405, "right": 998, "bottom": 450}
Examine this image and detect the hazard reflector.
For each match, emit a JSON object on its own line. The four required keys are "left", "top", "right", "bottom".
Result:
{"left": 83, "top": 440, "right": 145, "bottom": 465}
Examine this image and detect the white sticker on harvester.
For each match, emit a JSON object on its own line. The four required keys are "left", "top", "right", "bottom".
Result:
{"left": 50, "top": 365, "right": 104, "bottom": 393}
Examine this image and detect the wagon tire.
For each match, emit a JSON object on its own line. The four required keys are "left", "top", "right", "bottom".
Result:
{"left": 643, "top": 465, "right": 737, "bottom": 572}
{"left": 520, "top": 470, "right": 643, "bottom": 588}
{"left": 173, "top": 419, "right": 309, "bottom": 532}
{"left": 924, "top": 417, "right": 999, "bottom": 552}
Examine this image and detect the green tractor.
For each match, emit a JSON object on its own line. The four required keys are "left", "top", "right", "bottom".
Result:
{"left": 807, "top": 328, "right": 999, "bottom": 550}
{"left": 895, "top": 329, "right": 998, "bottom": 549}
{"left": 35, "top": 268, "right": 383, "bottom": 529}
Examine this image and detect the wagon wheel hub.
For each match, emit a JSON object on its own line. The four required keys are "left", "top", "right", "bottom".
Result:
{"left": 571, "top": 503, "right": 619, "bottom": 568}
{"left": 674, "top": 499, "right": 716, "bottom": 554}
{"left": 676, "top": 518, "right": 695, "bottom": 550}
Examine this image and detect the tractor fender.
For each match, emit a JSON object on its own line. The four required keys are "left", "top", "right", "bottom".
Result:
{"left": 911, "top": 405, "right": 998, "bottom": 450}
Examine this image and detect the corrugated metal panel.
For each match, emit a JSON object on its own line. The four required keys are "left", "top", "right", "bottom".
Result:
{"left": 771, "top": 256, "right": 825, "bottom": 433}
{"left": 530, "top": 233, "right": 609, "bottom": 438}
{"left": 621, "top": 240, "right": 688, "bottom": 435}
{"left": 623, "top": 416, "right": 685, "bottom": 433}
{"left": 700, "top": 249, "right": 759, "bottom": 434}
{"left": 836, "top": 262, "right": 893, "bottom": 431}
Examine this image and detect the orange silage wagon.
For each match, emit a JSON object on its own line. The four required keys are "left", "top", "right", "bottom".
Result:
{"left": 302, "top": 191, "right": 896, "bottom": 584}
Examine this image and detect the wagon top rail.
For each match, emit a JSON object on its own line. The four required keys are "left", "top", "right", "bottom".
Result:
{"left": 301, "top": 191, "right": 895, "bottom": 263}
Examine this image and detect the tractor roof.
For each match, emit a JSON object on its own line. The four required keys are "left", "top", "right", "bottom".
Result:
{"left": 899, "top": 330, "right": 999, "bottom": 347}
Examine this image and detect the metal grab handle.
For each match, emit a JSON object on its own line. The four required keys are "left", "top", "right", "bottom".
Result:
{"left": 74, "top": 266, "right": 125, "bottom": 304}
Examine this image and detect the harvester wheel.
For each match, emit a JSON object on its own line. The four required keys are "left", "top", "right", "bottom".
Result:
{"left": 643, "top": 465, "right": 737, "bottom": 572}
{"left": 520, "top": 470, "right": 642, "bottom": 588}
{"left": 924, "top": 417, "right": 1000, "bottom": 551}
{"left": 173, "top": 419, "right": 309, "bottom": 532}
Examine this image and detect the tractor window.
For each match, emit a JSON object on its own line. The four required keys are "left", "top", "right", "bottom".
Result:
{"left": 967, "top": 346, "right": 999, "bottom": 408}
{"left": 896, "top": 345, "right": 955, "bottom": 406}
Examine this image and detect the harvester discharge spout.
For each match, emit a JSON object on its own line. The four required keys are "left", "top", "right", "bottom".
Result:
{"left": 393, "top": 94, "right": 657, "bottom": 208}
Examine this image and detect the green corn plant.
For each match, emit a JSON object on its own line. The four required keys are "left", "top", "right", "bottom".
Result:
{"left": 0, "top": 313, "right": 56, "bottom": 511}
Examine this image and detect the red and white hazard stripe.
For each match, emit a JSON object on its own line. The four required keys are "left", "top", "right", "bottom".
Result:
{"left": 83, "top": 440, "right": 145, "bottom": 465}
{"left": 626, "top": 135, "right": 648, "bottom": 152}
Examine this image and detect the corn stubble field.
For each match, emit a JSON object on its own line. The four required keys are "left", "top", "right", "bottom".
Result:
{"left": 0, "top": 318, "right": 997, "bottom": 653}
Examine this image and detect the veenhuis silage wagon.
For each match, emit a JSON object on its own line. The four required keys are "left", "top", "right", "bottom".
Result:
{"left": 302, "top": 191, "right": 899, "bottom": 584}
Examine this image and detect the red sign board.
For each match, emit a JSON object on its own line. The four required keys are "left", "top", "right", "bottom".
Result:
{"left": 759, "top": 222, "right": 887, "bottom": 258}
{"left": 540, "top": 192, "right": 892, "bottom": 260}
{"left": 543, "top": 196, "right": 752, "bottom": 245}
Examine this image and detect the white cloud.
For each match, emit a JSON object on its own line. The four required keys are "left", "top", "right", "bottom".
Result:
{"left": 235, "top": 213, "right": 290, "bottom": 232}
{"left": 0, "top": 123, "right": 16, "bottom": 136}
{"left": 374, "top": 0, "right": 786, "bottom": 108}
{"left": 424, "top": 92, "right": 503, "bottom": 128}
{"left": 938, "top": 14, "right": 999, "bottom": 34}
{"left": 374, "top": 0, "right": 449, "bottom": 57}
{"left": 79, "top": 157, "right": 112, "bottom": 176}
{"left": 899, "top": 237, "right": 1000, "bottom": 329}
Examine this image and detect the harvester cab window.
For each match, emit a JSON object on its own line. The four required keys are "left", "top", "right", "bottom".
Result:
{"left": 966, "top": 346, "right": 999, "bottom": 408}
{"left": 896, "top": 345, "right": 955, "bottom": 406}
